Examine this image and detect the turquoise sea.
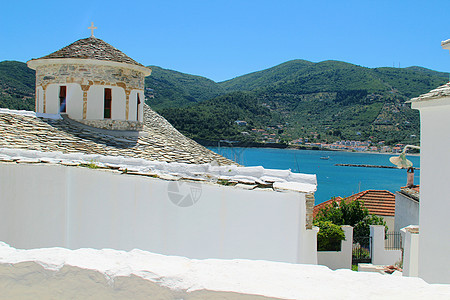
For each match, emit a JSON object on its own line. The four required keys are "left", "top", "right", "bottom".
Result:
{"left": 208, "top": 147, "right": 420, "bottom": 205}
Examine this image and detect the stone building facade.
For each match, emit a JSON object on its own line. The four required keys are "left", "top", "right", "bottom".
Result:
{"left": 27, "top": 37, "right": 151, "bottom": 130}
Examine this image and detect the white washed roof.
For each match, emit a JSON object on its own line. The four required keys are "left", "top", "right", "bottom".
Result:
{"left": 409, "top": 82, "right": 450, "bottom": 103}
{"left": 0, "top": 242, "right": 448, "bottom": 299}
{"left": 0, "top": 147, "right": 317, "bottom": 193}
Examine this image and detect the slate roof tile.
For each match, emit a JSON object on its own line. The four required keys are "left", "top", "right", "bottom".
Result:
{"left": 0, "top": 105, "right": 235, "bottom": 166}
{"left": 32, "top": 37, "right": 144, "bottom": 67}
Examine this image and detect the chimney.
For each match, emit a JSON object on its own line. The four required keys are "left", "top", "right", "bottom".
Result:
{"left": 407, "top": 167, "right": 414, "bottom": 187}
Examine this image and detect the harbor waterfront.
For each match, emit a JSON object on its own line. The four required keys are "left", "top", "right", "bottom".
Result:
{"left": 208, "top": 147, "right": 420, "bottom": 205}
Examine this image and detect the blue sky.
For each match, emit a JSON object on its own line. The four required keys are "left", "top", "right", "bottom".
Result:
{"left": 1, "top": 0, "right": 449, "bottom": 82}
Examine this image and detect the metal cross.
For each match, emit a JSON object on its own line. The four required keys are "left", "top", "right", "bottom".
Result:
{"left": 88, "top": 22, "right": 97, "bottom": 37}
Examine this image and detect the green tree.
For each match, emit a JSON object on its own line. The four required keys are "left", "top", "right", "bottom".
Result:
{"left": 314, "top": 220, "right": 346, "bottom": 251}
{"left": 314, "top": 199, "right": 387, "bottom": 248}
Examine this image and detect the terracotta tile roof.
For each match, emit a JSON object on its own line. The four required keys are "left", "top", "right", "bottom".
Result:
{"left": 313, "top": 197, "right": 342, "bottom": 218}
{"left": 0, "top": 105, "right": 235, "bottom": 165}
{"left": 33, "top": 37, "right": 144, "bottom": 67}
{"left": 314, "top": 190, "right": 396, "bottom": 218}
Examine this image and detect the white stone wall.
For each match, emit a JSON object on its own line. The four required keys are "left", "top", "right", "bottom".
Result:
{"left": 394, "top": 192, "right": 419, "bottom": 232}
{"left": 66, "top": 83, "right": 83, "bottom": 119}
{"left": 401, "top": 225, "right": 419, "bottom": 277}
{"left": 317, "top": 225, "right": 353, "bottom": 270}
{"left": 46, "top": 83, "right": 83, "bottom": 115}
{"left": 411, "top": 97, "right": 450, "bottom": 284}
{"left": 111, "top": 87, "right": 126, "bottom": 120}
{"left": 0, "top": 163, "right": 317, "bottom": 264}
{"left": 86, "top": 85, "right": 127, "bottom": 120}
{"left": 129, "top": 90, "right": 144, "bottom": 122}
{"left": 36, "top": 86, "right": 44, "bottom": 113}
{"left": 370, "top": 225, "right": 402, "bottom": 266}
{"left": 86, "top": 85, "right": 104, "bottom": 119}
{"left": 45, "top": 84, "right": 60, "bottom": 114}
{"left": 35, "top": 63, "right": 145, "bottom": 90}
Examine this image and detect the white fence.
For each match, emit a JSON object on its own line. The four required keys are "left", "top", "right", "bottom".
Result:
{"left": 370, "top": 225, "right": 402, "bottom": 266}
{"left": 401, "top": 225, "right": 419, "bottom": 277}
{"left": 317, "top": 226, "right": 353, "bottom": 270}
{"left": 317, "top": 225, "right": 402, "bottom": 270}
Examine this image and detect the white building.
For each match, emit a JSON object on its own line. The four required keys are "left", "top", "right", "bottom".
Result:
{"left": 407, "top": 38, "right": 450, "bottom": 284}
{"left": 394, "top": 186, "right": 419, "bottom": 232}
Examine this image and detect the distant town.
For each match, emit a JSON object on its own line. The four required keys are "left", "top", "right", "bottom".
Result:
{"left": 236, "top": 121, "right": 412, "bottom": 153}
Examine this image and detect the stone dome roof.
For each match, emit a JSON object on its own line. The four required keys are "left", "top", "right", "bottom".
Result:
{"left": 33, "top": 37, "right": 144, "bottom": 67}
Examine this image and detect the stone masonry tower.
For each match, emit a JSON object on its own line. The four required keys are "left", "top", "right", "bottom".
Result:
{"left": 27, "top": 27, "right": 151, "bottom": 131}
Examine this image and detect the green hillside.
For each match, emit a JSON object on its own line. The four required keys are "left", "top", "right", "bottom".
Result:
{"left": 144, "top": 66, "right": 225, "bottom": 110}
{"left": 158, "top": 92, "right": 278, "bottom": 142}
{"left": 219, "top": 59, "right": 315, "bottom": 92}
{"left": 219, "top": 60, "right": 446, "bottom": 96}
{"left": 0, "top": 61, "right": 35, "bottom": 110}
{"left": 0, "top": 59, "right": 447, "bottom": 146}
{"left": 207, "top": 60, "right": 447, "bottom": 145}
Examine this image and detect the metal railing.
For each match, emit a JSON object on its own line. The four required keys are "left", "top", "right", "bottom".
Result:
{"left": 385, "top": 231, "right": 402, "bottom": 250}
{"left": 352, "top": 236, "right": 372, "bottom": 264}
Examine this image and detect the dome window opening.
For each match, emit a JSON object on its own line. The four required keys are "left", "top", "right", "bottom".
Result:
{"left": 104, "top": 88, "right": 112, "bottom": 119}
{"left": 59, "top": 86, "right": 67, "bottom": 113}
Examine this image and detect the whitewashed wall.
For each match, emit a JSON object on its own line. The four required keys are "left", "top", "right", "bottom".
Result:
{"left": 45, "top": 84, "right": 60, "bottom": 114}
{"left": 370, "top": 225, "right": 402, "bottom": 266}
{"left": 394, "top": 192, "right": 419, "bottom": 232}
{"left": 65, "top": 84, "right": 83, "bottom": 119}
{"left": 411, "top": 97, "right": 450, "bottom": 284}
{"left": 87, "top": 85, "right": 126, "bottom": 120}
{"left": 129, "top": 90, "right": 144, "bottom": 121}
{"left": 317, "top": 225, "right": 353, "bottom": 270}
{"left": 44, "top": 83, "right": 82, "bottom": 117}
{"left": 86, "top": 85, "right": 103, "bottom": 119}
{"left": 36, "top": 86, "right": 44, "bottom": 113}
{"left": 111, "top": 87, "right": 126, "bottom": 120}
{"left": 401, "top": 225, "right": 419, "bottom": 277}
{"left": 0, "top": 163, "right": 317, "bottom": 264}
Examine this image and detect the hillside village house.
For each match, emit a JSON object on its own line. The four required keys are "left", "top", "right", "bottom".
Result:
{"left": 0, "top": 28, "right": 319, "bottom": 265}
{"left": 314, "top": 190, "right": 396, "bottom": 230}
{"left": 394, "top": 185, "right": 419, "bottom": 232}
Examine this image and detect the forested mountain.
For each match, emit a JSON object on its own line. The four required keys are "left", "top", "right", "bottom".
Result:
{"left": 158, "top": 92, "right": 278, "bottom": 142}
{"left": 220, "top": 60, "right": 447, "bottom": 97}
{"left": 0, "top": 59, "right": 447, "bottom": 145}
{"left": 145, "top": 66, "right": 225, "bottom": 110}
{"left": 0, "top": 61, "right": 35, "bottom": 110}
{"left": 158, "top": 60, "right": 447, "bottom": 144}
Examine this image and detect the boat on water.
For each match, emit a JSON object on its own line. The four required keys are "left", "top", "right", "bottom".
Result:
{"left": 320, "top": 156, "right": 330, "bottom": 160}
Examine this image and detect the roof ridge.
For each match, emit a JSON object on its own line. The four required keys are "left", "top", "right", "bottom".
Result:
{"left": 34, "top": 36, "right": 144, "bottom": 67}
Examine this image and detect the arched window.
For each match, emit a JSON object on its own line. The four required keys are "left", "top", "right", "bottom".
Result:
{"left": 104, "top": 88, "right": 112, "bottom": 119}
{"left": 136, "top": 93, "right": 141, "bottom": 121}
{"left": 59, "top": 86, "right": 67, "bottom": 113}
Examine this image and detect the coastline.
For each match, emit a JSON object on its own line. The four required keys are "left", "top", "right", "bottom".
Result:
{"left": 204, "top": 142, "right": 420, "bottom": 157}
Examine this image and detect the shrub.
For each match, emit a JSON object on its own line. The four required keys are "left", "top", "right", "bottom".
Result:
{"left": 314, "top": 220, "right": 346, "bottom": 251}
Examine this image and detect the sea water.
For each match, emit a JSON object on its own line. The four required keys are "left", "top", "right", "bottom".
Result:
{"left": 208, "top": 147, "right": 420, "bottom": 205}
